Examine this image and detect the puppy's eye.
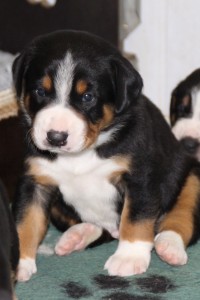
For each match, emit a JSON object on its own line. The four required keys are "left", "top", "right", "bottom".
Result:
{"left": 177, "top": 104, "right": 184, "bottom": 113}
{"left": 36, "top": 88, "right": 46, "bottom": 97}
{"left": 82, "top": 93, "right": 94, "bottom": 102}
{"left": 177, "top": 103, "right": 189, "bottom": 114}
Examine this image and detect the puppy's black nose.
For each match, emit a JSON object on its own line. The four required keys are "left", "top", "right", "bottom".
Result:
{"left": 180, "top": 137, "right": 199, "bottom": 154}
{"left": 47, "top": 130, "right": 68, "bottom": 147}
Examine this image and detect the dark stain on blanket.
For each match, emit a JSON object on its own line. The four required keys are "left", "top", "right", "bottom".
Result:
{"left": 60, "top": 274, "right": 175, "bottom": 299}
{"left": 136, "top": 275, "right": 176, "bottom": 294}
{"left": 93, "top": 274, "right": 130, "bottom": 289}
{"left": 102, "top": 292, "right": 161, "bottom": 300}
{"left": 61, "top": 281, "right": 92, "bottom": 299}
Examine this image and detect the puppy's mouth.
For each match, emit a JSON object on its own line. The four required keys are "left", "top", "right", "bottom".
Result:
{"left": 32, "top": 109, "right": 88, "bottom": 154}
{"left": 42, "top": 132, "right": 84, "bottom": 153}
{"left": 39, "top": 139, "right": 82, "bottom": 154}
{"left": 31, "top": 125, "right": 86, "bottom": 154}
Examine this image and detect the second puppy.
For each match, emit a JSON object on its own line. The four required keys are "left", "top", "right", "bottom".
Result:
{"left": 170, "top": 69, "right": 200, "bottom": 160}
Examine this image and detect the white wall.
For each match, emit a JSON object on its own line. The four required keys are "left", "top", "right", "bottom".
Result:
{"left": 123, "top": 0, "right": 200, "bottom": 117}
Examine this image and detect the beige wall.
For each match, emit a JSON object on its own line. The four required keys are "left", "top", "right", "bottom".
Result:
{"left": 123, "top": 0, "right": 200, "bottom": 117}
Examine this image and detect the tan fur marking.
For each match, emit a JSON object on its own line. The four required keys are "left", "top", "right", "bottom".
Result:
{"left": 109, "top": 171, "right": 125, "bottom": 186}
{"left": 182, "top": 94, "right": 191, "bottom": 106}
{"left": 24, "top": 94, "right": 30, "bottom": 111}
{"left": 51, "top": 205, "right": 79, "bottom": 226}
{"left": 100, "top": 105, "right": 114, "bottom": 129}
{"left": 17, "top": 205, "right": 48, "bottom": 259}
{"left": 113, "top": 156, "right": 131, "bottom": 170}
{"left": 120, "top": 198, "right": 155, "bottom": 242}
{"left": 170, "top": 114, "right": 176, "bottom": 126}
{"left": 109, "top": 156, "right": 131, "bottom": 185}
{"left": 158, "top": 174, "right": 200, "bottom": 246}
{"left": 42, "top": 75, "right": 52, "bottom": 91}
{"left": 85, "top": 105, "right": 114, "bottom": 147}
{"left": 76, "top": 80, "right": 88, "bottom": 95}
{"left": 26, "top": 158, "right": 57, "bottom": 186}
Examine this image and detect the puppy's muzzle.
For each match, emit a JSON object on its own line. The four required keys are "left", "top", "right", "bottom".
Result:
{"left": 180, "top": 137, "right": 199, "bottom": 155}
{"left": 47, "top": 130, "right": 68, "bottom": 147}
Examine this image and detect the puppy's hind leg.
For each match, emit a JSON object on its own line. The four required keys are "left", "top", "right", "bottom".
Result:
{"left": 55, "top": 223, "right": 104, "bottom": 255}
{"left": 52, "top": 200, "right": 113, "bottom": 256}
{"left": 155, "top": 174, "right": 200, "bottom": 266}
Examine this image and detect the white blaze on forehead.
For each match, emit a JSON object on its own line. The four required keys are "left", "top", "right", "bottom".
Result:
{"left": 55, "top": 52, "right": 75, "bottom": 105}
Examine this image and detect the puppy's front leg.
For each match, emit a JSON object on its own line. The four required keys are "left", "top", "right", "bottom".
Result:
{"left": 16, "top": 204, "right": 48, "bottom": 282}
{"left": 13, "top": 177, "right": 54, "bottom": 282}
{"left": 105, "top": 198, "right": 155, "bottom": 276}
{"left": 155, "top": 174, "right": 199, "bottom": 266}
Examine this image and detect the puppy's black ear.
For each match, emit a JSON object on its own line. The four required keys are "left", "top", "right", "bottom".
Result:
{"left": 112, "top": 56, "right": 143, "bottom": 114}
{"left": 12, "top": 52, "right": 27, "bottom": 99}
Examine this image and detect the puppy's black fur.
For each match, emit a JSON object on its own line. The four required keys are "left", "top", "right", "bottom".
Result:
{"left": 12, "top": 30, "right": 200, "bottom": 280}
{"left": 0, "top": 180, "right": 19, "bottom": 300}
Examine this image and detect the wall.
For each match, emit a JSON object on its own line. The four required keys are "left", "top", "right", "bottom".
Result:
{"left": 0, "top": 0, "right": 118, "bottom": 53}
{"left": 123, "top": 0, "right": 200, "bottom": 117}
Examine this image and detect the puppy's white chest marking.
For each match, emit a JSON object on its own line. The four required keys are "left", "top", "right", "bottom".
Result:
{"left": 31, "top": 150, "right": 126, "bottom": 235}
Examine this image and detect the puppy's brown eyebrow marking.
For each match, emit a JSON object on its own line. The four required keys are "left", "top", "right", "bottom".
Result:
{"left": 76, "top": 80, "right": 88, "bottom": 95}
{"left": 42, "top": 75, "right": 53, "bottom": 91}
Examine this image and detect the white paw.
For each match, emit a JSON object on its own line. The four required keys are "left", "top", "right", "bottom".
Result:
{"left": 17, "top": 258, "right": 37, "bottom": 282}
{"left": 155, "top": 230, "right": 188, "bottom": 266}
{"left": 104, "top": 241, "right": 153, "bottom": 277}
{"left": 55, "top": 223, "right": 102, "bottom": 256}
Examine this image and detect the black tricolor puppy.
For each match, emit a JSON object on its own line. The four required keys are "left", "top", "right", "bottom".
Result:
{"left": 170, "top": 69, "right": 200, "bottom": 160}
{"left": 0, "top": 180, "right": 19, "bottom": 300}
{"left": 12, "top": 30, "right": 200, "bottom": 281}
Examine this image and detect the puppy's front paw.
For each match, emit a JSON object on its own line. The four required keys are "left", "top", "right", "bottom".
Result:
{"left": 17, "top": 258, "right": 37, "bottom": 282}
{"left": 55, "top": 223, "right": 102, "bottom": 256}
{"left": 104, "top": 253, "right": 150, "bottom": 276}
{"left": 155, "top": 231, "right": 188, "bottom": 266}
{"left": 104, "top": 241, "right": 153, "bottom": 277}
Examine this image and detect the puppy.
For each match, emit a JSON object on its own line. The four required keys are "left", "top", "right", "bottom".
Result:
{"left": 0, "top": 180, "right": 19, "bottom": 300}
{"left": 12, "top": 30, "right": 200, "bottom": 281}
{"left": 170, "top": 69, "right": 200, "bottom": 160}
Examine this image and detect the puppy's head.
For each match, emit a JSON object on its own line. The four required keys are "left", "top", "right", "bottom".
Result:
{"left": 13, "top": 30, "right": 142, "bottom": 154}
{"left": 170, "top": 69, "right": 200, "bottom": 160}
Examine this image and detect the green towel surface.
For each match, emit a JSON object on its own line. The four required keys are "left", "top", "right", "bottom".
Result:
{"left": 16, "top": 226, "right": 200, "bottom": 300}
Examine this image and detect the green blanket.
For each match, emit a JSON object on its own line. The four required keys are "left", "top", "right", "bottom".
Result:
{"left": 15, "top": 226, "right": 200, "bottom": 300}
